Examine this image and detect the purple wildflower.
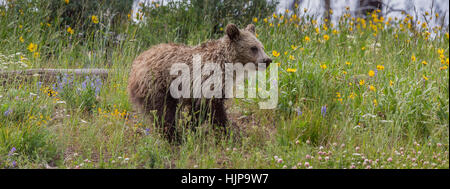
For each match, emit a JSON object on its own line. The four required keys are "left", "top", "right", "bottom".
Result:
{"left": 4, "top": 108, "right": 12, "bottom": 116}
{"left": 81, "top": 80, "right": 87, "bottom": 89}
{"left": 95, "top": 87, "right": 101, "bottom": 96}
{"left": 36, "top": 81, "right": 42, "bottom": 91}
{"left": 12, "top": 161, "right": 17, "bottom": 167}
{"left": 94, "top": 77, "right": 102, "bottom": 96}
{"left": 66, "top": 74, "right": 74, "bottom": 86}
{"left": 95, "top": 78, "right": 102, "bottom": 86}
{"left": 296, "top": 107, "right": 302, "bottom": 116}
{"left": 8, "top": 147, "right": 16, "bottom": 156}
{"left": 57, "top": 74, "right": 69, "bottom": 92}
{"left": 321, "top": 105, "right": 327, "bottom": 117}
{"left": 63, "top": 73, "right": 68, "bottom": 82}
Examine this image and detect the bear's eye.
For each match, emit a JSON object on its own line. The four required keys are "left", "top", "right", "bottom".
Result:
{"left": 251, "top": 46, "right": 258, "bottom": 53}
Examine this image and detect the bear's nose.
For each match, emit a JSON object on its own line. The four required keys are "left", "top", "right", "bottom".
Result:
{"left": 264, "top": 58, "right": 272, "bottom": 64}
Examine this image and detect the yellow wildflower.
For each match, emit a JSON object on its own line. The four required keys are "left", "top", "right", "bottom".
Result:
{"left": 286, "top": 68, "right": 297, "bottom": 73}
{"left": 27, "top": 42, "right": 37, "bottom": 52}
{"left": 349, "top": 92, "right": 356, "bottom": 99}
{"left": 91, "top": 15, "right": 99, "bottom": 24}
{"left": 368, "top": 70, "right": 375, "bottom": 77}
{"left": 304, "top": 36, "right": 310, "bottom": 42}
{"left": 67, "top": 26, "right": 74, "bottom": 35}
{"left": 332, "top": 29, "right": 338, "bottom": 35}
{"left": 422, "top": 22, "right": 427, "bottom": 28}
{"left": 376, "top": 65, "right": 384, "bottom": 70}
{"left": 359, "top": 80, "right": 365, "bottom": 85}
{"left": 272, "top": 50, "right": 280, "bottom": 57}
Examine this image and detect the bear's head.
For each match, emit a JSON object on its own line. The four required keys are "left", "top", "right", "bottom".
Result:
{"left": 225, "top": 24, "right": 272, "bottom": 68}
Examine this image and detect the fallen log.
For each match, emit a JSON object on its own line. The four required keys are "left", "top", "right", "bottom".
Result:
{"left": 0, "top": 69, "right": 109, "bottom": 85}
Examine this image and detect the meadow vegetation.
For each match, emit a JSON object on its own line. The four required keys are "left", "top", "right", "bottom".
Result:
{"left": 0, "top": 0, "right": 448, "bottom": 169}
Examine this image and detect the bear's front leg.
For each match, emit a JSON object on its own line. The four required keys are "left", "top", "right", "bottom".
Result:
{"left": 211, "top": 100, "right": 229, "bottom": 130}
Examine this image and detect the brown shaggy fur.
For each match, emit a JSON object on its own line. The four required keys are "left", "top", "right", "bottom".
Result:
{"left": 127, "top": 24, "right": 272, "bottom": 140}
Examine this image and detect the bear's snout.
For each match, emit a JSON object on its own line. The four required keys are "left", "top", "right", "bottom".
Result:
{"left": 263, "top": 58, "right": 272, "bottom": 64}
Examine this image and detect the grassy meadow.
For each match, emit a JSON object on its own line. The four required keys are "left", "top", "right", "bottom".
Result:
{"left": 0, "top": 1, "right": 449, "bottom": 169}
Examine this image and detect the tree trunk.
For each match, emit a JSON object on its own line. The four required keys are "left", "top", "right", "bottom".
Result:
{"left": 359, "top": 0, "right": 383, "bottom": 17}
{"left": 324, "top": 0, "right": 331, "bottom": 24}
{"left": 290, "top": 0, "right": 301, "bottom": 11}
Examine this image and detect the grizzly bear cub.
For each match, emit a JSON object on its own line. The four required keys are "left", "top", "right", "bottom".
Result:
{"left": 127, "top": 24, "right": 272, "bottom": 140}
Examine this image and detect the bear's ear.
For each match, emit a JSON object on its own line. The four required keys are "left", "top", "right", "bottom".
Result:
{"left": 226, "top": 24, "right": 240, "bottom": 41}
{"left": 245, "top": 24, "right": 256, "bottom": 35}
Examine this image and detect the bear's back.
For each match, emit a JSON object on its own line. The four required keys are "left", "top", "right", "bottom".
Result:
{"left": 128, "top": 43, "right": 194, "bottom": 104}
{"left": 133, "top": 43, "right": 192, "bottom": 69}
